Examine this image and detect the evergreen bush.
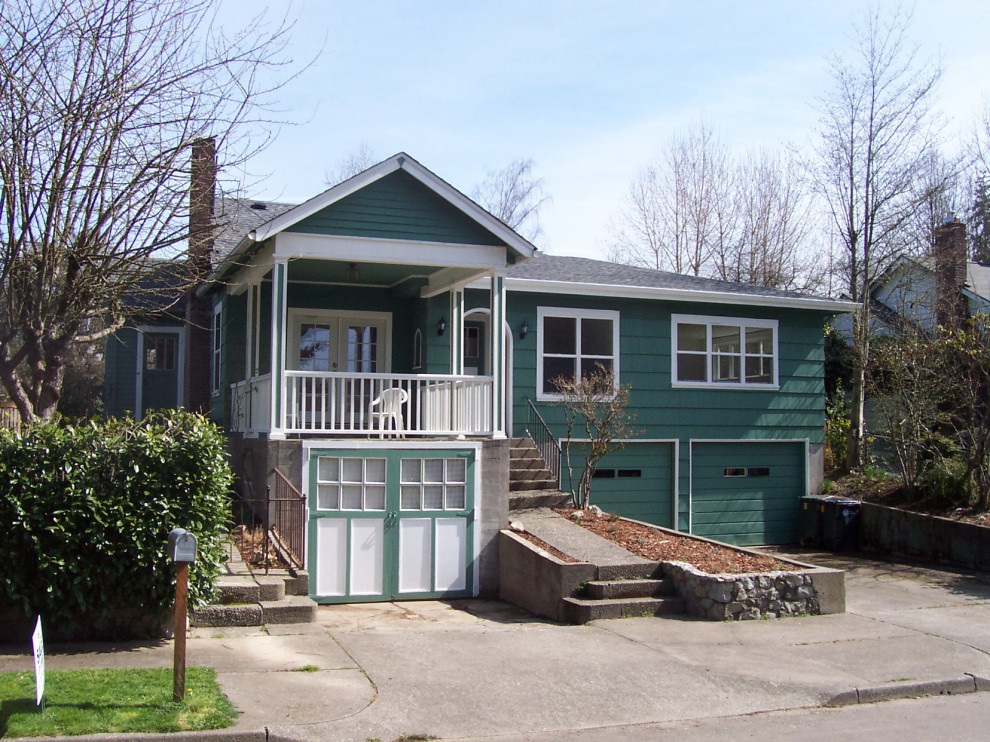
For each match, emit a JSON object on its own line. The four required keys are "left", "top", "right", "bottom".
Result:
{"left": 0, "top": 411, "right": 232, "bottom": 638}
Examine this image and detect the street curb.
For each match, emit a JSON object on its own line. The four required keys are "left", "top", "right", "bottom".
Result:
{"left": 4, "top": 729, "right": 300, "bottom": 742}
{"left": 826, "top": 674, "right": 990, "bottom": 707}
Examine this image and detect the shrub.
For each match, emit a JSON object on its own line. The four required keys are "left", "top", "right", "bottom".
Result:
{"left": 919, "top": 456, "right": 971, "bottom": 507}
{"left": 0, "top": 411, "right": 232, "bottom": 638}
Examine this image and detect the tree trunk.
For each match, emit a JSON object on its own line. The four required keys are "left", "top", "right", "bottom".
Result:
{"left": 846, "top": 307, "right": 869, "bottom": 470}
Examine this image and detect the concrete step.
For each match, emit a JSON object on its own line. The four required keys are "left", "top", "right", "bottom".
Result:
{"left": 595, "top": 561, "right": 664, "bottom": 581}
{"left": 261, "top": 595, "right": 318, "bottom": 624}
{"left": 510, "top": 475, "right": 558, "bottom": 492}
{"left": 584, "top": 578, "right": 674, "bottom": 600}
{"left": 562, "top": 595, "right": 686, "bottom": 623}
{"left": 254, "top": 575, "right": 287, "bottom": 601}
{"left": 509, "top": 456, "right": 549, "bottom": 470}
{"left": 191, "top": 603, "right": 263, "bottom": 628}
{"left": 509, "top": 489, "right": 573, "bottom": 511}
{"left": 218, "top": 575, "right": 260, "bottom": 604}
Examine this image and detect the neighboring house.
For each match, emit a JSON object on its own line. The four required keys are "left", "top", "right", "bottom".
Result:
{"left": 832, "top": 219, "right": 990, "bottom": 341}
{"left": 103, "top": 152, "right": 849, "bottom": 604}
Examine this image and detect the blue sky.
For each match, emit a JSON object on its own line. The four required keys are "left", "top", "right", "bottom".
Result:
{"left": 224, "top": 1, "right": 990, "bottom": 259}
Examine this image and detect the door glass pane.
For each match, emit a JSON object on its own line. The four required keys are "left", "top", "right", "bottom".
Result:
{"left": 401, "top": 458, "right": 421, "bottom": 482}
{"left": 366, "top": 458, "right": 386, "bottom": 483}
{"left": 342, "top": 458, "right": 363, "bottom": 482}
{"left": 365, "top": 485, "right": 386, "bottom": 511}
{"left": 424, "top": 459, "right": 444, "bottom": 483}
{"left": 299, "top": 323, "right": 332, "bottom": 371}
{"left": 446, "top": 458, "right": 466, "bottom": 483}
{"left": 543, "top": 316, "right": 576, "bottom": 354}
{"left": 317, "top": 484, "right": 339, "bottom": 510}
{"left": 401, "top": 485, "right": 421, "bottom": 510}
{"left": 341, "top": 485, "right": 363, "bottom": 510}
{"left": 445, "top": 485, "right": 466, "bottom": 510}
{"left": 318, "top": 457, "right": 338, "bottom": 482}
{"left": 346, "top": 325, "right": 378, "bottom": 373}
{"left": 581, "top": 318, "right": 613, "bottom": 356}
{"left": 424, "top": 485, "right": 444, "bottom": 509}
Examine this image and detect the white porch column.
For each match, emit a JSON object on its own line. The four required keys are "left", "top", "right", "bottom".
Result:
{"left": 450, "top": 287, "right": 465, "bottom": 375}
{"left": 490, "top": 271, "right": 507, "bottom": 438}
{"left": 245, "top": 281, "right": 255, "bottom": 379}
{"left": 269, "top": 258, "right": 289, "bottom": 440}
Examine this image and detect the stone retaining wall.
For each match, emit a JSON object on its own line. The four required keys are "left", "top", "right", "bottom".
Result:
{"left": 662, "top": 562, "right": 822, "bottom": 620}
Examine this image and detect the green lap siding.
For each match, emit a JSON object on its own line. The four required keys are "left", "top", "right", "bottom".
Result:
{"left": 691, "top": 441, "right": 806, "bottom": 546}
{"left": 567, "top": 443, "right": 676, "bottom": 528}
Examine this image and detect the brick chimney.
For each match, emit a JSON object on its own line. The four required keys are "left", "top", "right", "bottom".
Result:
{"left": 184, "top": 137, "right": 216, "bottom": 413}
{"left": 934, "top": 217, "right": 968, "bottom": 330}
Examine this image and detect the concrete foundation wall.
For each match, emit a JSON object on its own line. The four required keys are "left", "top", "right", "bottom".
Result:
{"left": 858, "top": 502, "right": 990, "bottom": 571}
{"left": 478, "top": 438, "right": 510, "bottom": 598}
{"left": 499, "top": 531, "right": 596, "bottom": 622}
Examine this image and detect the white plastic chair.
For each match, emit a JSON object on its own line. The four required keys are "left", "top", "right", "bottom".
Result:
{"left": 369, "top": 387, "right": 408, "bottom": 438}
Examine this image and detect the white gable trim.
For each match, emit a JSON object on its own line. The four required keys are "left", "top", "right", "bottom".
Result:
{"left": 273, "top": 232, "right": 509, "bottom": 269}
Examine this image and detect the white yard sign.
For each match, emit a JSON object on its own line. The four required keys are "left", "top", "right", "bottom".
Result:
{"left": 32, "top": 616, "right": 44, "bottom": 706}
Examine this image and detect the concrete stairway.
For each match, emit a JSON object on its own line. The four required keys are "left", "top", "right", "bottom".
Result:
{"left": 509, "top": 508, "right": 686, "bottom": 624}
{"left": 191, "top": 541, "right": 317, "bottom": 628}
{"left": 509, "top": 437, "right": 572, "bottom": 510}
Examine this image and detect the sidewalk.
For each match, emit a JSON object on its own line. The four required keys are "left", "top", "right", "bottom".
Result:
{"left": 2, "top": 552, "right": 990, "bottom": 741}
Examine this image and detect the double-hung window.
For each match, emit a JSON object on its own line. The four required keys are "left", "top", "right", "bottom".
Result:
{"left": 537, "top": 307, "right": 620, "bottom": 399}
{"left": 672, "top": 314, "right": 777, "bottom": 388}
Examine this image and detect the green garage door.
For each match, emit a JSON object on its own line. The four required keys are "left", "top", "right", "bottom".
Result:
{"left": 691, "top": 441, "right": 806, "bottom": 546}
{"left": 571, "top": 443, "right": 675, "bottom": 528}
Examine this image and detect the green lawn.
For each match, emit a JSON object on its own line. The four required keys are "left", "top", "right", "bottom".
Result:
{"left": 0, "top": 667, "right": 235, "bottom": 738}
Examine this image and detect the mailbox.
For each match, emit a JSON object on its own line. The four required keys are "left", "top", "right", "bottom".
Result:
{"left": 168, "top": 528, "right": 197, "bottom": 564}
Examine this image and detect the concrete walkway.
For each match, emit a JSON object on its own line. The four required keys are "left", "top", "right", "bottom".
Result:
{"left": 2, "top": 551, "right": 990, "bottom": 741}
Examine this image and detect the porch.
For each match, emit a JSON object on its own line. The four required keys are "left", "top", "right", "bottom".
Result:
{"left": 230, "top": 370, "right": 494, "bottom": 436}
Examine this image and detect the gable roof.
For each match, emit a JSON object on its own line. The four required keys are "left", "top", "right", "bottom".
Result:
{"left": 507, "top": 254, "right": 851, "bottom": 312}
{"left": 212, "top": 152, "right": 537, "bottom": 279}
{"left": 212, "top": 197, "right": 295, "bottom": 267}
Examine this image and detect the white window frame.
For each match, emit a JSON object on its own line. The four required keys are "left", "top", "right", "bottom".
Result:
{"left": 536, "top": 306, "right": 620, "bottom": 401}
{"left": 671, "top": 314, "right": 778, "bottom": 389}
{"left": 212, "top": 304, "right": 222, "bottom": 394}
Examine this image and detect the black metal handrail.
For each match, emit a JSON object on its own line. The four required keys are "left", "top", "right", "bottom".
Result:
{"left": 265, "top": 470, "right": 306, "bottom": 572}
{"left": 525, "top": 397, "right": 561, "bottom": 485}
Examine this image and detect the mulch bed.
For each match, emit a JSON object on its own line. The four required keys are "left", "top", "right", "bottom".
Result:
{"left": 231, "top": 524, "right": 291, "bottom": 570}
{"left": 551, "top": 508, "right": 798, "bottom": 574}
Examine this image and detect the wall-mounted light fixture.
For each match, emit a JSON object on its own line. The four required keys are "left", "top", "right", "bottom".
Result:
{"left": 437, "top": 316, "right": 447, "bottom": 336}
{"left": 519, "top": 320, "right": 529, "bottom": 340}
{"left": 346, "top": 262, "right": 360, "bottom": 283}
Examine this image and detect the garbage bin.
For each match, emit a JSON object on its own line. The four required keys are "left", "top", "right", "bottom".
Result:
{"left": 798, "top": 496, "right": 827, "bottom": 547}
{"left": 821, "top": 497, "right": 860, "bottom": 551}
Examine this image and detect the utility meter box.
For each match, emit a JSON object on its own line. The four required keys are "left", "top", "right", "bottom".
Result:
{"left": 168, "top": 528, "right": 197, "bottom": 564}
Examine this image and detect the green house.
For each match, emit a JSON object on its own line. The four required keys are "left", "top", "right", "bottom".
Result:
{"left": 104, "top": 152, "right": 849, "bottom": 604}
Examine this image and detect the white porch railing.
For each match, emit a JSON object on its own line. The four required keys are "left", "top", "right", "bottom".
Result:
{"left": 231, "top": 371, "right": 494, "bottom": 436}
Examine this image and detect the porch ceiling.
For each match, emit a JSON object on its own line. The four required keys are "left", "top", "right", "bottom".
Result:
{"left": 285, "top": 259, "right": 489, "bottom": 297}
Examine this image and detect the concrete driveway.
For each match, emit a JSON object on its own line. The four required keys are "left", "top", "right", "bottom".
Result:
{"left": 2, "top": 551, "right": 989, "bottom": 742}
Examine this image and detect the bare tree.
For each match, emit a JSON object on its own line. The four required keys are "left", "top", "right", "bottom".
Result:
{"left": 714, "top": 150, "right": 821, "bottom": 292}
{"left": 812, "top": 5, "right": 942, "bottom": 469}
{"left": 0, "top": 0, "right": 294, "bottom": 422}
{"left": 553, "top": 370, "right": 639, "bottom": 509}
{"left": 472, "top": 159, "right": 550, "bottom": 244}
{"left": 610, "top": 123, "right": 732, "bottom": 276}
{"left": 324, "top": 142, "right": 377, "bottom": 187}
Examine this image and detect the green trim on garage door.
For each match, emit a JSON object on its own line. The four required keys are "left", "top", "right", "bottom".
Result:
{"left": 307, "top": 447, "right": 475, "bottom": 603}
{"left": 691, "top": 441, "right": 806, "bottom": 546}
{"left": 565, "top": 442, "right": 676, "bottom": 528}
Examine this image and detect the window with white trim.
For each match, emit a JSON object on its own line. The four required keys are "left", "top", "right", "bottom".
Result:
{"left": 212, "top": 306, "right": 222, "bottom": 392}
{"left": 672, "top": 315, "right": 777, "bottom": 388}
{"left": 537, "top": 307, "right": 620, "bottom": 399}
{"left": 400, "top": 457, "right": 467, "bottom": 511}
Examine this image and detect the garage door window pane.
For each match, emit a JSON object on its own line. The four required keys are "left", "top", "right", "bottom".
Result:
{"left": 445, "top": 485, "right": 466, "bottom": 510}
{"left": 446, "top": 458, "right": 466, "bottom": 483}
{"left": 317, "top": 484, "right": 339, "bottom": 510}
{"left": 401, "top": 485, "right": 421, "bottom": 510}
{"left": 341, "top": 485, "right": 362, "bottom": 510}
{"left": 365, "top": 485, "right": 386, "bottom": 510}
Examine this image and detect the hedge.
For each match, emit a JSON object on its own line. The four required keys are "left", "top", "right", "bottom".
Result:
{"left": 0, "top": 411, "right": 232, "bottom": 639}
